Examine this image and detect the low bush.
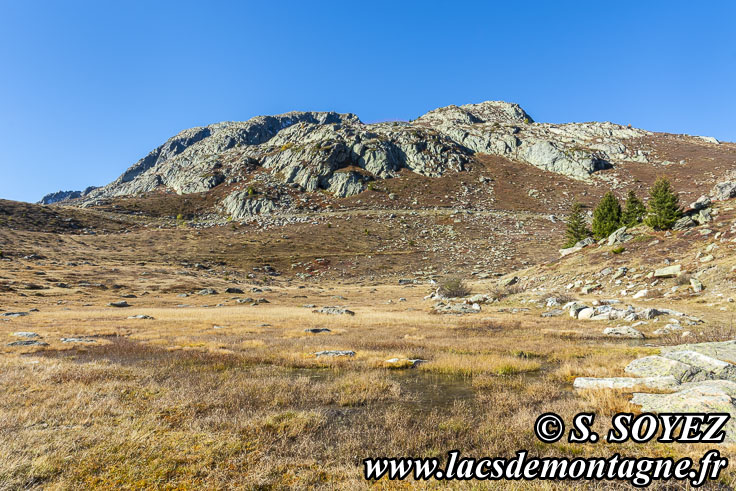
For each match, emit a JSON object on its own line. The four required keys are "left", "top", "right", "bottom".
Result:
{"left": 438, "top": 277, "right": 471, "bottom": 298}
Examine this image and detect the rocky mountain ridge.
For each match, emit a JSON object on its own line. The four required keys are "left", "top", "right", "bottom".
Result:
{"left": 40, "top": 101, "right": 723, "bottom": 220}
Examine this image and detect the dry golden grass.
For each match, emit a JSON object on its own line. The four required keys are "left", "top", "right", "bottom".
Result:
{"left": 1, "top": 233, "right": 736, "bottom": 488}
{"left": 1, "top": 286, "right": 734, "bottom": 489}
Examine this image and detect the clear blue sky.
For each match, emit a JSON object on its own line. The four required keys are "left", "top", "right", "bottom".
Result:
{"left": 1, "top": 1, "right": 734, "bottom": 203}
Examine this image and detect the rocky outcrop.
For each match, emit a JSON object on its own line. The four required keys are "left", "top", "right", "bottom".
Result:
{"left": 49, "top": 100, "right": 658, "bottom": 215}
{"left": 575, "top": 340, "right": 736, "bottom": 443}
{"left": 39, "top": 186, "right": 98, "bottom": 204}
{"left": 414, "top": 102, "right": 648, "bottom": 179}
{"left": 222, "top": 193, "right": 280, "bottom": 220}
{"left": 39, "top": 190, "right": 82, "bottom": 204}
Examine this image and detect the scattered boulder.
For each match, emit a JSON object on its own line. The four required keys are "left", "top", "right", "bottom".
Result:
{"left": 314, "top": 307, "right": 355, "bottom": 316}
{"left": 225, "top": 287, "right": 244, "bottom": 294}
{"left": 314, "top": 350, "right": 355, "bottom": 357}
{"left": 672, "top": 216, "right": 696, "bottom": 230}
{"left": 8, "top": 340, "right": 48, "bottom": 347}
{"left": 560, "top": 237, "right": 594, "bottom": 257}
{"left": 653, "top": 265, "right": 681, "bottom": 278}
{"left": 603, "top": 326, "right": 644, "bottom": 339}
{"left": 689, "top": 195, "right": 711, "bottom": 211}
{"left": 607, "top": 227, "right": 633, "bottom": 246}
{"left": 385, "top": 358, "right": 425, "bottom": 368}
{"left": 712, "top": 181, "right": 736, "bottom": 201}
{"left": 128, "top": 314, "right": 154, "bottom": 319}
{"left": 577, "top": 307, "right": 596, "bottom": 320}
{"left": 434, "top": 302, "right": 481, "bottom": 314}
{"left": 198, "top": 288, "right": 218, "bottom": 295}
{"left": 632, "top": 289, "right": 648, "bottom": 299}
{"left": 690, "top": 278, "right": 704, "bottom": 293}
{"left": 2, "top": 312, "right": 28, "bottom": 317}
{"left": 305, "top": 328, "right": 331, "bottom": 334}
{"left": 541, "top": 309, "right": 564, "bottom": 318}
{"left": 639, "top": 308, "right": 664, "bottom": 319}
{"left": 580, "top": 283, "right": 600, "bottom": 295}
{"left": 61, "top": 337, "right": 96, "bottom": 343}
{"left": 12, "top": 332, "right": 39, "bottom": 338}
{"left": 498, "top": 276, "right": 518, "bottom": 287}
{"left": 653, "top": 324, "right": 683, "bottom": 335}
{"left": 108, "top": 301, "right": 130, "bottom": 308}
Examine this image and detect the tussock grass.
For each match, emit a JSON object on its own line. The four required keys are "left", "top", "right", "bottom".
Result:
{"left": 0, "top": 282, "right": 733, "bottom": 487}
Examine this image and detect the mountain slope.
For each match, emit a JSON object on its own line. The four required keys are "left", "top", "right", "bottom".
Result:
{"left": 40, "top": 101, "right": 730, "bottom": 223}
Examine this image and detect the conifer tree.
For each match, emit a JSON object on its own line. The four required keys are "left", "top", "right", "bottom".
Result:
{"left": 592, "top": 192, "right": 622, "bottom": 239}
{"left": 645, "top": 178, "right": 683, "bottom": 230}
{"left": 563, "top": 202, "right": 591, "bottom": 248}
{"left": 621, "top": 189, "right": 646, "bottom": 227}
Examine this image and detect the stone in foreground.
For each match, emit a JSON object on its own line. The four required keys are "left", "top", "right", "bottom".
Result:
{"left": 631, "top": 381, "right": 736, "bottom": 443}
{"left": 662, "top": 350, "right": 736, "bottom": 382}
{"left": 624, "top": 355, "right": 700, "bottom": 383}
{"left": 573, "top": 376, "right": 678, "bottom": 390}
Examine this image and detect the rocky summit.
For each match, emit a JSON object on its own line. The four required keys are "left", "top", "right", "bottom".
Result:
{"left": 39, "top": 101, "right": 672, "bottom": 219}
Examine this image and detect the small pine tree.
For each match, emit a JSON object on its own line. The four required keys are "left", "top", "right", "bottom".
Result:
{"left": 621, "top": 190, "right": 646, "bottom": 227}
{"left": 563, "top": 202, "right": 591, "bottom": 248}
{"left": 645, "top": 178, "right": 683, "bottom": 230}
{"left": 592, "top": 192, "right": 622, "bottom": 239}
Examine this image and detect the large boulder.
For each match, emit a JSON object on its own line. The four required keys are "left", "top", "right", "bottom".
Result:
{"left": 689, "top": 195, "right": 711, "bottom": 211}
{"left": 662, "top": 350, "right": 736, "bottom": 382}
{"left": 654, "top": 265, "right": 681, "bottom": 278}
{"left": 624, "top": 355, "right": 701, "bottom": 382}
{"left": 712, "top": 181, "right": 736, "bottom": 201}
{"left": 603, "top": 326, "right": 644, "bottom": 338}
{"left": 573, "top": 376, "right": 678, "bottom": 390}
{"left": 607, "top": 227, "right": 633, "bottom": 246}
{"left": 673, "top": 216, "right": 696, "bottom": 230}
{"left": 631, "top": 381, "right": 736, "bottom": 443}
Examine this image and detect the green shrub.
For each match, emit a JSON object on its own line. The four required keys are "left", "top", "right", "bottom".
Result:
{"left": 592, "top": 192, "right": 622, "bottom": 239}
{"left": 645, "top": 178, "right": 682, "bottom": 230}
{"left": 612, "top": 246, "right": 625, "bottom": 254}
{"left": 438, "top": 277, "right": 471, "bottom": 298}
{"left": 622, "top": 190, "right": 646, "bottom": 227}
{"left": 563, "top": 202, "right": 591, "bottom": 248}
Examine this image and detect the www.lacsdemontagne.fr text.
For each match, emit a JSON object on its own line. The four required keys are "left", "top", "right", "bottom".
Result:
{"left": 364, "top": 450, "right": 727, "bottom": 487}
